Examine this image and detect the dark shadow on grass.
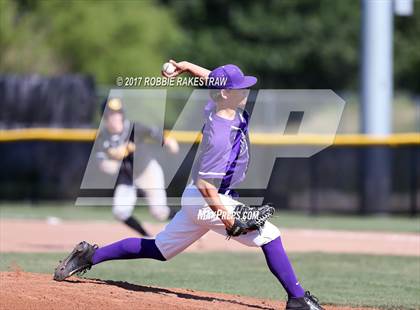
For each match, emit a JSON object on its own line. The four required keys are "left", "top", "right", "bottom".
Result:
{"left": 82, "top": 277, "right": 275, "bottom": 310}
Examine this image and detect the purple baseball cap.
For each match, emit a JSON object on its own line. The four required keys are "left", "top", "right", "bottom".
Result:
{"left": 207, "top": 64, "right": 257, "bottom": 89}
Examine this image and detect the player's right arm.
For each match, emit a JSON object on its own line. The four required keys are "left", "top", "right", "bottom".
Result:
{"left": 162, "top": 60, "right": 211, "bottom": 79}
{"left": 195, "top": 178, "right": 234, "bottom": 229}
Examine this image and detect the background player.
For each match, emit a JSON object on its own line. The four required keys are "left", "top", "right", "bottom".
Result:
{"left": 96, "top": 98, "right": 179, "bottom": 236}
{"left": 55, "top": 61, "right": 324, "bottom": 310}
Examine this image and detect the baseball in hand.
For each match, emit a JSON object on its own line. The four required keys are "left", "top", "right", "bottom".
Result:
{"left": 162, "top": 62, "right": 176, "bottom": 75}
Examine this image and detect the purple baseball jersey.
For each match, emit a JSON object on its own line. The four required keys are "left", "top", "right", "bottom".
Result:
{"left": 192, "top": 101, "right": 250, "bottom": 193}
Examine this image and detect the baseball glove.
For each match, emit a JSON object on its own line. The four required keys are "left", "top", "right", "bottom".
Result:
{"left": 226, "top": 203, "right": 275, "bottom": 238}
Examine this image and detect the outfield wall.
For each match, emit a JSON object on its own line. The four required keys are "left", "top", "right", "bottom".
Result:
{"left": 0, "top": 75, "right": 418, "bottom": 214}
{"left": 0, "top": 130, "right": 418, "bottom": 215}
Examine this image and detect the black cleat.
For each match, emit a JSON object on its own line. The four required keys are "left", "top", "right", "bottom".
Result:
{"left": 286, "top": 291, "right": 325, "bottom": 310}
{"left": 53, "top": 241, "right": 98, "bottom": 281}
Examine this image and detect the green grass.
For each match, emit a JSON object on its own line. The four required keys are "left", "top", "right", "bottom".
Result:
{"left": 0, "top": 203, "right": 158, "bottom": 222}
{"left": 1, "top": 203, "right": 419, "bottom": 233}
{"left": 270, "top": 213, "right": 420, "bottom": 233}
{"left": 0, "top": 252, "right": 418, "bottom": 309}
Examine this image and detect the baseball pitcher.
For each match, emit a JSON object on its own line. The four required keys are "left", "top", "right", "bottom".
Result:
{"left": 55, "top": 61, "right": 324, "bottom": 310}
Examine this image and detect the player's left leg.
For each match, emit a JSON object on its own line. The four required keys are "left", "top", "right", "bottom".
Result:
{"left": 244, "top": 234, "right": 307, "bottom": 297}
{"left": 212, "top": 223, "right": 323, "bottom": 309}
{"left": 195, "top": 192, "right": 323, "bottom": 309}
{"left": 261, "top": 236, "right": 325, "bottom": 309}
{"left": 134, "top": 159, "right": 174, "bottom": 221}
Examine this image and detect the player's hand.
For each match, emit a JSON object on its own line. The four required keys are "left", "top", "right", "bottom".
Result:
{"left": 222, "top": 217, "right": 235, "bottom": 230}
{"left": 107, "top": 142, "right": 135, "bottom": 160}
{"left": 164, "top": 136, "right": 179, "bottom": 154}
{"left": 107, "top": 145, "right": 127, "bottom": 160}
{"left": 161, "top": 60, "right": 189, "bottom": 78}
{"left": 126, "top": 141, "right": 136, "bottom": 153}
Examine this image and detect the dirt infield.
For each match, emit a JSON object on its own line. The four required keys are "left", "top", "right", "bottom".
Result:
{"left": 0, "top": 271, "right": 375, "bottom": 310}
{"left": 1, "top": 220, "right": 414, "bottom": 309}
{"left": 1, "top": 219, "right": 419, "bottom": 256}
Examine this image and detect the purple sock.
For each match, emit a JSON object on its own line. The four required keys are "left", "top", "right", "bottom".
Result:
{"left": 92, "top": 238, "right": 166, "bottom": 265}
{"left": 262, "top": 237, "right": 305, "bottom": 298}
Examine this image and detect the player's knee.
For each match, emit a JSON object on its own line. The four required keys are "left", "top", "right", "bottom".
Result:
{"left": 256, "top": 222, "right": 281, "bottom": 247}
{"left": 113, "top": 185, "right": 136, "bottom": 221}
{"left": 149, "top": 205, "right": 170, "bottom": 221}
{"left": 140, "top": 238, "right": 167, "bottom": 261}
{"left": 112, "top": 204, "right": 133, "bottom": 221}
{"left": 155, "top": 254, "right": 167, "bottom": 261}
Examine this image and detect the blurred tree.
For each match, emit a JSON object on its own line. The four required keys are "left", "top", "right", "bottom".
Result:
{"left": 163, "top": 0, "right": 420, "bottom": 92}
{"left": 0, "top": 0, "right": 61, "bottom": 75}
{"left": 394, "top": 7, "right": 420, "bottom": 93}
{"left": 1, "top": 0, "right": 419, "bottom": 91}
{"left": 163, "top": 0, "right": 360, "bottom": 89}
{"left": 1, "top": 0, "right": 184, "bottom": 84}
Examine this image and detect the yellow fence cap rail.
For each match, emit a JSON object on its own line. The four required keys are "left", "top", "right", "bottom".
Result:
{"left": 0, "top": 128, "right": 97, "bottom": 142}
{"left": 0, "top": 128, "right": 418, "bottom": 146}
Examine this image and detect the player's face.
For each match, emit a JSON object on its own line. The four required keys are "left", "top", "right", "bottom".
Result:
{"left": 105, "top": 112, "right": 124, "bottom": 134}
{"left": 225, "top": 89, "right": 250, "bottom": 109}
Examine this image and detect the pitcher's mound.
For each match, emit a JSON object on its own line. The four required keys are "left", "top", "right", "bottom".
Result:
{"left": 0, "top": 271, "right": 369, "bottom": 310}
